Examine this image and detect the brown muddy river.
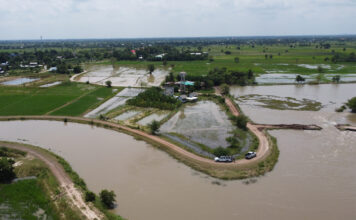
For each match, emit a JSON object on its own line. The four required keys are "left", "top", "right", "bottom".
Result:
{"left": 0, "top": 84, "right": 355, "bottom": 220}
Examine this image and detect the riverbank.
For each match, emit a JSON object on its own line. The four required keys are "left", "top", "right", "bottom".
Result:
{"left": 0, "top": 141, "right": 124, "bottom": 220}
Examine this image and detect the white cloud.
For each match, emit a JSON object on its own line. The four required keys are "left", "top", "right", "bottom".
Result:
{"left": 0, "top": 0, "right": 355, "bottom": 39}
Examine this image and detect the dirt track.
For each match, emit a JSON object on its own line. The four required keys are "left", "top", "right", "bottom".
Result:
{"left": 0, "top": 115, "right": 265, "bottom": 166}
{"left": 1, "top": 141, "right": 102, "bottom": 220}
{"left": 225, "top": 98, "right": 271, "bottom": 162}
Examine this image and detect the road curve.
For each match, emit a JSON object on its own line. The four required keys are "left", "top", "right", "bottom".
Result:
{"left": 225, "top": 98, "right": 271, "bottom": 162}
{"left": 1, "top": 141, "right": 102, "bottom": 220}
{"left": 0, "top": 115, "right": 268, "bottom": 166}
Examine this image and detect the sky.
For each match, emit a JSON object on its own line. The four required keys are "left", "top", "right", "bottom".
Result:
{"left": 0, "top": 0, "right": 356, "bottom": 40}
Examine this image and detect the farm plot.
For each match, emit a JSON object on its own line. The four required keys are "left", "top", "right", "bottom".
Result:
{"left": 84, "top": 88, "right": 144, "bottom": 118}
{"left": 160, "top": 101, "right": 234, "bottom": 149}
{"left": 76, "top": 65, "right": 169, "bottom": 87}
{"left": 0, "top": 83, "right": 96, "bottom": 116}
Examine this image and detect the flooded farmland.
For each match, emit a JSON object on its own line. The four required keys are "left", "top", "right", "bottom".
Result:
{"left": 76, "top": 65, "right": 169, "bottom": 87}
{"left": 160, "top": 100, "right": 234, "bottom": 149}
{"left": 0, "top": 116, "right": 355, "bottom": 220}
{"left": 0, "top": 84, "right": 355, "bottom": 220}
{"left": 1, "top": 78, "right": 39, "bottom": 85}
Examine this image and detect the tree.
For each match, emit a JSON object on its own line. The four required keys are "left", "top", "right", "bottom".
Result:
{"left": 105, "top": 80, "right": 112, "bottom": 88}
{"left": 220, "top": 84, "right": 230, "bottom": 95}
{"left": 295, "top": 75, "right": 305, "bottom": 83}
{"left": 346, "top": 97, "right": 356, "bottom": 113}
{"left": 73, "top": 65, "right": 83, "bottom": 74}
{"left": 147, "top": 64, "right": 155, "bottom": 75}
{"left": 85, "top": 191, "right": 96, "bottom": 202}
{"left": 100, "top": 190, "right": 116, "bottom": 209}
{"left": 317, "top": 65, "right": 324, "bottom": 73}
{"left": 332, "top": 75, "right": 340, "bottom": 83}
{"left": 0, "top": 158, "right": 16, "bottom": 183}
{"left": 234, "top": 115, "right": 248, "bottom": 130}
{"left": 149, "top": 120, "right": 160, "bottom": 134}
{"left": 234, "top": 57, "right": 240, "bottom": 63}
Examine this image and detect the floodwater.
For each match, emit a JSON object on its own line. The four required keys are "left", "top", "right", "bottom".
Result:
{"left": 0, "top": 118, "right": 355, "bottom": 220}
{"left": 256, "top": 73, "right": 356, "bottom": 84}
{"left": 137, "top": 113, "right": 169, "bottom": 126}
{"left": 231, "top": 83, "right": 356, "bottom": 112}
{"left": 39, "top": 81, "right": 62, "bottom": 88}
{"left": 160, "top": 101, "right": 234, "bottom": 149}
{"left": 1, "top": 78, "right": 39, "bottom": 85}
{"left": 114, "top": 111, "right": 141, "bottom": 121}
{"left": 77, "top": 65, "right": 169, "bottom": 87}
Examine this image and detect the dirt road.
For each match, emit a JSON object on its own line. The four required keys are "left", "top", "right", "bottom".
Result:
{"left": 0, "top": 115, "right": 266, "bottom": 166}
{"left": 1, "top": 141, "right": 102, "bottom": 220}
{"left": 225, "top": 97, "right": 271, "bottom": 162}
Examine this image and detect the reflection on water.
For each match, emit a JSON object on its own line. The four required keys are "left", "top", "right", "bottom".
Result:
{"left": 0, "top": 120, "right": 356, "bottom": 220}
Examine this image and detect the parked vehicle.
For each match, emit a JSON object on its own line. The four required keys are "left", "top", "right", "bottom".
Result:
{"left": 214, "top": 156, "right": 235, "bottom": 163}
{"left": 245, "top": 152, "right": 257, "bottom": 159}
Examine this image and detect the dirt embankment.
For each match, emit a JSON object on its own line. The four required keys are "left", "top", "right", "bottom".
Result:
{"left": 1, "top": 141, "right": 103, "bottom": 220}
{"left": 254, "top": 124, "right": 322, "bottom": 131}
{"left": 336, "top": 124, "right": 356, "bottom": 132}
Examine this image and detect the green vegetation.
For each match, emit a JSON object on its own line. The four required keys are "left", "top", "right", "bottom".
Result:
{"left": 346, "top": 97, "right": 356, "bottom": 112}
{"left": 85, "top": 191, "right": 96, "bottom": 202}
{"left": 0, "top": 82, "right": 115, "bottom": 116}
{"left": 0, "top": 179, "right": 58, "bottom": 219}
{"left": 105, "top": 80, "right": 112, "bottom": 88}
{"left": 237, "top": 95, "right": 323, "bottom": 111}
{"left": 0, "top": 146, "right": 81, "bottom": 219}
{"left": 233, "top": 115, "right": 248, "bottom": 130}
{"left": 127, "top": 87, "right": 181, "bottom": 110}
{"left": 147, "top": 64, "right": 155, "bottom": 74}
{"left": 100, "top": 190, "right": 116, "bottom": 209}
{"left": 0, "top": 158, "right": 16, "bottom": 183}
{"left": 51, "top": 87, "right": 116, "bottom": 116}
{"left": 149, "top": 120, "right": 160, "bottom": 134}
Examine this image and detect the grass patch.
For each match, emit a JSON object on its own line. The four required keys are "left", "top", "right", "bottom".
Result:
{"left": 0, "top": 82, "right": 97, "bottom": 116}
{"left": 50, "top": 87, "right": 118, "bottom": 116}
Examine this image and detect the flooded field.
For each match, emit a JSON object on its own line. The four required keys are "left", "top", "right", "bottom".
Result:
{"left": 256, "top": 73, "right": 356, "bottom": 84}
{"left": 114, "top": 110, "right": 141, "bottom": 121}
{"left": 1, "top": 78, "right": 39, "bottom": 85}
{"left": 137, "top": 113, "right": 169, "bottom": 126}
{"left": 39, "top": 81, "right": 62, "bottom": 88}
{"left": 160, "top": 101, "right": 234, "bottom": 149}
{"left": 77, "top": 65, "right": 169, "bottom": 87}
{"left": 85, "top": 88, "right": 144, "bottom": 118}
{"left": 231, "top": 83, "right": 356, "bottom": 112}
{"left": 0, "top": 117, "right": 355, "bottom": 220}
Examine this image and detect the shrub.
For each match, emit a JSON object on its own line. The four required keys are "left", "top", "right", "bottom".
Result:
{"left": 346, "top": 97, "right": 356, "bottom": 113}
{"left": 105, "top": 80, "right": 112, "bottom": 88}
{"left": 149, "top": 120, "right": 160, "bottom": 135}
{"left": 234, "top": 115, "right": 248, "bottom": 130}
{"left": 213, "top": 147, "right": 229, "bottom": 157}
{"left": 100, "top": 190, "right": 116, "bottom": 209}
{"left": 0, "top": 158, "right": 16, "bottom": 183}
{"left": 85, "top": 191, "right": 96, "bottom": 202}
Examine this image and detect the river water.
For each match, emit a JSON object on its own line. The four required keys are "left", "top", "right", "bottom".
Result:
{"left": 0, "top": 84, "right": 355, "bottom": 220}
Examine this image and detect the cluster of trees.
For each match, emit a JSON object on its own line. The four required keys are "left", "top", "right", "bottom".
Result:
{"left": 126, "top": 87, "right": 181, "bottom": 110}
{"left": 185, "top": 68, "right": 255, "bottom": 90}
{"left": 331, "top": 52, "right": 356, "bottom": 63}
{"left": 85, "top": 189, "right": 117, "bottom": 209}
{"left": 0, "top": 49, "right": 85, "bottom": 74}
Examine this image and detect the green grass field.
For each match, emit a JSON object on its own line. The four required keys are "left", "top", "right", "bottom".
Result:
{"left": 0, "top": 179, "right": 58, "bottom": 220}
{"left": 0, "top": 82, "right": 115, "bottom": 116}
{"left": 94, "top": 43, "right": 356, "bottom": 77}
{"left": 50, "top": 87, "right": 118, "bottom": 116}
